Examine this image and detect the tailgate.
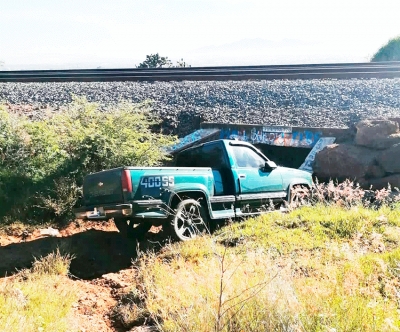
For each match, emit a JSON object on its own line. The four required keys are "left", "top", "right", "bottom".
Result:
{"left": 83, "top": 168, "right": 124, "bottom": 206}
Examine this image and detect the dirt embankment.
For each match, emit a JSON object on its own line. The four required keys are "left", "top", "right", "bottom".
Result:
{"left": 0, "top": 220, "right": 166, "bottom": 332}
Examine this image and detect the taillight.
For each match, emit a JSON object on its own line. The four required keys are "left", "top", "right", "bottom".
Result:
{"left": 121, "top": 169, "right": 133, "bottom": 193}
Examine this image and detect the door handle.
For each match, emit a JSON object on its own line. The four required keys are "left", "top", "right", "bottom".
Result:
{"left": 239, "top": 174, "right": 246, "bottom": 179}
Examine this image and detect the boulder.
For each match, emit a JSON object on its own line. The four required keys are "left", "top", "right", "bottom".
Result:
{"left": 367, "top": 133, "right": 400, "bottom": 150}
{"left": 378, "top": 143, "right": 400, "bottom": 173}
{"left": 355, "top": 119, "right": 399, "bottom": 149}
{"left": 366, "top": 164, "right": 386, "bottom": 179}
{"left": 364, "top": 174, "right": 400, "bottom": 190}
{"left": 313, "top": 143, "right": 378, "bottom": 180}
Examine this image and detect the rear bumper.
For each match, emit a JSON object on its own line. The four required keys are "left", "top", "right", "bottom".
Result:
{"left": 73, "top": 203, "right": 133, "bottom": 220}
{"left": 73, "top": 199, "right": 165, "bottom": 220}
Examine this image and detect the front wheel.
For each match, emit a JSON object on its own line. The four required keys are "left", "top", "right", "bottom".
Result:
{"left": 168, "top": 199, "right": 210, "bottom": 241}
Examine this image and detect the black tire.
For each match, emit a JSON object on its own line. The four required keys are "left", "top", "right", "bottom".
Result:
{"left": 128, "top": 222, "right": 152, "bottom": 241}
{"left": 113, "top": 217, "right": 151, "bottom": 241}
{"left": 168, "top": 199, "right": 210, "bottom": 241}
{"left": 113, "top": 217, "right": 129, "bottom": 236}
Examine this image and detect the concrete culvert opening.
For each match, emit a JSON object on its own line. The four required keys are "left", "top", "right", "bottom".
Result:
{"left": 255, "top": 144, "right": 311, "bottom": 169}
{"left": 176, "top": 123, "right": 355, "bottom": 172}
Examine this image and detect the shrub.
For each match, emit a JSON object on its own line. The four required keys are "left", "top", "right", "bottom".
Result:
{"left": 0, "top": 97, "right": 175, "bottom": 225}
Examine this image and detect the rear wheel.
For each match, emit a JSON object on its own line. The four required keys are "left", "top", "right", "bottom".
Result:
{"left": 113, "top": 217, "right": 152, "bottom": 240}
{"left": 167, "top": 199, "right": 210, "bottom": 241}
{"left": 113, "top": 217, "right": 129, "bottom": 236}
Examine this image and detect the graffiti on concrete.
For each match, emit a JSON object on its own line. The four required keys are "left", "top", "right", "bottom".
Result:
{"left": 168, "top": 128, "right": 220, "bottom": 152}
{"left": 219, "top": 126, "right": 322, "bottom": 148}
{"left": 299, "top": 137, "right": 336, "bottom": 173}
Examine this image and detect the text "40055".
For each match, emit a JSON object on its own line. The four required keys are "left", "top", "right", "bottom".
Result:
{"left": 140, "top": 176, "right": 175, "bottom": 188}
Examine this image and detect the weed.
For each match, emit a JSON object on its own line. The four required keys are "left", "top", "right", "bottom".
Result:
{"left": 30, "top": 248, "right": 74, "bottom": 276}
{"left": 111, "top": 289, "right": 154, "bottom": 329}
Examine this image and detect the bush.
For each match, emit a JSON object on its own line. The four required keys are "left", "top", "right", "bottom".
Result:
{"left": 0, "top": 97, "right": 175, "bottom": 225}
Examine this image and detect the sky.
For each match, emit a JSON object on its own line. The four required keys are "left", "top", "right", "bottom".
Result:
{"left": 1, "top": 0, "right": 400, "bottom": 70}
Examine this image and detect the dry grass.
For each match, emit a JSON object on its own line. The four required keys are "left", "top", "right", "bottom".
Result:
{"left": 114, "top": 181, "right": 400, "bottom": 331}
{"left": 0, "top": 250, "right": 76, "bottom": 332}
{"left": 134, "top": 239, "right": 302, "bottom": 331}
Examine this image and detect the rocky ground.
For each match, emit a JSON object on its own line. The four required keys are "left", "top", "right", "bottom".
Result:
{"left": 0, "top": 220, "right": 166, "bottom": 332}
{"left": 1, "top": 78, "right": 400, "bottom": 137}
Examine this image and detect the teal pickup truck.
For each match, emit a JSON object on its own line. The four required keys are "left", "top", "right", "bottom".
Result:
{"left": 74, "top": 139, "right": 312, "bottom": 241}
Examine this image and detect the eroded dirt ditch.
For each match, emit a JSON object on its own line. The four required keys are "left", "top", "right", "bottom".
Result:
{"left": 0, "top": 220, "right": 166, "bottom": 331}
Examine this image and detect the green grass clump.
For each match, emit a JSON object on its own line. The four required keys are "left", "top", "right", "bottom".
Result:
{"left": 217, "top": 204, "right": 400, "bottom": 254}
{"left": 298, "top": 254, "right": 400, "bottom": 331}
{"left": 300, "top": 292, "right": 399, "bottom": 332}
{"left": 0, "top": 251, "right": 76, "bottom": 332}
{"left": 30, "top": 249, "right": 74, "bottom": 276}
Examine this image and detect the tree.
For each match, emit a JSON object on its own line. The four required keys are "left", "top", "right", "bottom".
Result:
{"left": 137, "top": 53, "right": 172, "bottom": 68}
{"left": 176, "top": 58, "right": 191, "bottom": 68}
{"left": 137, "top": 53, "right": 191, "bottom": 68}
{"left": 371, "top": 36, "right": 400, "bottom": 62}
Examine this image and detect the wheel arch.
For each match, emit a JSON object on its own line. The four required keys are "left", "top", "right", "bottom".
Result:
{"left": 168, "top": 190, "right": 211, "bottom": 218}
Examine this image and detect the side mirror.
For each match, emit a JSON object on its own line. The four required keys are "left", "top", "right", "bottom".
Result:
{"left": 263, "top": 160, "right": 277, "bottom": 172}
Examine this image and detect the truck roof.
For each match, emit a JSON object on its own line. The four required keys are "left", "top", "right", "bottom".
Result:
{"left": 178, "top": 138, "right": 254, "bottom": 154}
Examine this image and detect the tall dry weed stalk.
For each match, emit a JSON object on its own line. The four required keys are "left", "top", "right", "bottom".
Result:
{"left": 291, "top": 179, "right": 399, "bottom": 209}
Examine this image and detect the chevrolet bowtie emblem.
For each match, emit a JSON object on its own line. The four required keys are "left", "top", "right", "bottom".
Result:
{"left": 98, "top": 182, "right": 104, "bottom": 187}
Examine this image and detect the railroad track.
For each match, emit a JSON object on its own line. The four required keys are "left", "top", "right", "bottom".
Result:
{"left": 1, "top": 62, "right": 400, "bottom": 82}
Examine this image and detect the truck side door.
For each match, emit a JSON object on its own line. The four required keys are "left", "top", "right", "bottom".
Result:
{"left": 175, "top": 141, "right": 236, "bottom": 220}
{"left": 229, "top": 144, "right": 285, "bottom": 216}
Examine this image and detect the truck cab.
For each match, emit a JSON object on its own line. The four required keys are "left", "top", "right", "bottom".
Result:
{"left": 175, "top": 139, "right": 310, "bottom": 219}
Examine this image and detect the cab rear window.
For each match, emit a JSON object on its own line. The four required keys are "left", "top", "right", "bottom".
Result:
{"left": 176, "top": 142, "right": 229, "bottom": 169}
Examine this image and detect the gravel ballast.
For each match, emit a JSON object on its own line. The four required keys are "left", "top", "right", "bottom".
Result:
{"left": 1, "top": 79, "right": 400, "bottom": 137}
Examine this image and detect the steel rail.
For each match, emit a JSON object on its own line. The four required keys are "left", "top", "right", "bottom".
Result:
{"left": 1, "top": 61, "right": 400, "bottom": 82}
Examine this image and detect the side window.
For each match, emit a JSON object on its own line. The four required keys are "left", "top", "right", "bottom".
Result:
{"left": 176, "top": 143, "right": 228, "bottom": 168}
{"left": 200, "top": 143, "right": 229, "bottom": 169}
{"left": 175, "top": 149, "right": 198, "bottom": 167}
{"left": 232, "top": 146, "right": 265, "bottom": 168}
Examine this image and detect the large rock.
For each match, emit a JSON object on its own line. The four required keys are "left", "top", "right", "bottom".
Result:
{"left": 366, "top": 164, "right": 386, "bottom": 179}
{"left": 360, "top": 174, "right": 400, "bottom": 190}
{"left": 355, "top": 119, "right": 399, "bottom": 149}
{"left": 371, "top": 133, "right": 400, "bottom": 150}
{"left": 314, "top": 143, "right": 379, "bottom": 180}
{"left": 378, "top": 143, "right": 400, "bottom": 173}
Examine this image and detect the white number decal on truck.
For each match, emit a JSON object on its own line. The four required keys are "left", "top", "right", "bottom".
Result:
{"left": 141, "top": 176, "right": 174, "bottom": 188}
